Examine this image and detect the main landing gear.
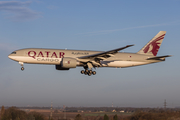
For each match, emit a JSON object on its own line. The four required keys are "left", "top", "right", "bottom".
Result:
{"left": 81, "top": 62, "right": 97, "bottom": 76}
{"left": 19, "top": 62, "right": 24, "bottom": 71}
{"left": 81, "top": 69, "right": 96, "bottom": 76}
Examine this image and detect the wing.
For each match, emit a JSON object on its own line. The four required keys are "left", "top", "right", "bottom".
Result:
{"left": 78, "top": 45, "right": 134, "bottom": 60}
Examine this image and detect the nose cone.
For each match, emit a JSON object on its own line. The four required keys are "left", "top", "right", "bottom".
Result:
{"left": 8, "top": 54, "right": 18, "bottom": 62}
{"left": 8, "top": 54, "right": 12, "bottom": 59}
{"left": 8, "top": 51, "right": 18, "bottom": 61}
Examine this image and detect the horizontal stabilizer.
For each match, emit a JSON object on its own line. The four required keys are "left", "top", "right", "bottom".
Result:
{"left": 147, "top": 55, "right": 172, "bottom": 60}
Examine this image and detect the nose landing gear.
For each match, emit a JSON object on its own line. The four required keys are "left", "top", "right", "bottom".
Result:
{"left": 21, "top": 67, "right": 25, "bottom": 71}
{"left": 19, "top": 62, "right": 24, "bottom": 71}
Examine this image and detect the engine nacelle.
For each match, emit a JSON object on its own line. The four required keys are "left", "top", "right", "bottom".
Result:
{"left": 61, "top": 57, "right": 77, "bottom": 68}
{"left": 55, "top": 58, "right": 77, "bottom": 70}
{"left": 56, "top": 65, "right": 69, "bottom": 70}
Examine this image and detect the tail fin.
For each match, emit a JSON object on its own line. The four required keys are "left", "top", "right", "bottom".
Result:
{"left": 137, "top": 31, "right": 166, "bottom": 56}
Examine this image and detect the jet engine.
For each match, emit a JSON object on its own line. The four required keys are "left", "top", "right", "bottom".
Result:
{"left": 56, "top": 57, "right": 78, "bottom": 70}
{"left": 56, "top": 65, "right": 69, "bottom": 70}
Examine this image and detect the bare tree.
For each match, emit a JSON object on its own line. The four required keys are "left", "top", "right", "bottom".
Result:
{"left": 75, "top": 114, "right": 83, "bottom": 120}
{"left": 1, "top": 106, "right": 5, "bottom": 117}
{"left": 104, "top": 114, "right": 109, "bottom": 120}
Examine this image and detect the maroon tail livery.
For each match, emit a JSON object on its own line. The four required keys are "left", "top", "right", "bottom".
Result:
{"left": 138, "top": 31, "right": 166, "bottom": 56}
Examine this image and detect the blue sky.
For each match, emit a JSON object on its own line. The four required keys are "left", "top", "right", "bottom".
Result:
{"left": 0, "top": 0, "right": 180, "bottom": 108}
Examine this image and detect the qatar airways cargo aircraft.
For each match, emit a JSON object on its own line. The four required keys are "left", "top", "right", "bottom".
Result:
{"left": 8, "top": 31, "right": 171, "bottom": 76}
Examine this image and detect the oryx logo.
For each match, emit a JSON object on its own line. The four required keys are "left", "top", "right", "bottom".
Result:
{"left": 68, "top": 60, "right": 71, "bottom": 64}
{"left": 143, "top": 34, "right": 165, "bottom": 56}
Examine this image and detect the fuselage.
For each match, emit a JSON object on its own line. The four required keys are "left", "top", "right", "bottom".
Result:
{"left": 8, "top": 48, "right": 162, "bottom": 68}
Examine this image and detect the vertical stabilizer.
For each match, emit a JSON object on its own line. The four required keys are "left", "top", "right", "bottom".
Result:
{"left": 137, "top": 31, "right": 166, "bottom": 56}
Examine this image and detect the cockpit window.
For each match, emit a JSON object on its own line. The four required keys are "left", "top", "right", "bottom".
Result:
{"left": 11, "top": 52, "right": 16, "bottom": 54}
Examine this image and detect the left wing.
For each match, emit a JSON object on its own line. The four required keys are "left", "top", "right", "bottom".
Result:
{"left": 78, "top": 45, "right": 134, "bottom": 60}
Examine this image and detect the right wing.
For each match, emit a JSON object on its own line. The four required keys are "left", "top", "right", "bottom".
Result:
{"left": 78, "top": 45, "right": 134, "bottom": 60}
{"left": 78, "top": 45, "right": 134, "bottom": 66}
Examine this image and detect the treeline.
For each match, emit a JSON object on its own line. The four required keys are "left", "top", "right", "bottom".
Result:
{"left": 0, "top": 106, "right": 46, "bottom": 120}
{"left": 1, "top": 106, "right": 180, "bottom": 120}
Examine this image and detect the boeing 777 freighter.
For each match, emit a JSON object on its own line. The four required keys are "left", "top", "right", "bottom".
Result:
{"left": 8, "top": 31, "right": 171, "bottom": 76}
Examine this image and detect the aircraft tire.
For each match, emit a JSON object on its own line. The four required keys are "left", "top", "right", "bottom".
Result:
{"left": 84, "top": 71, "right": 88, "bottom": 75}
{"left": 89, "top": 70, "right": 92, "bottom": 74}
{"left": 81, "top": 70, "right": 85, "bottom": 74}
{"left": 85, "top": 69, "right": 89, "bottom": 73}
{"left": 92, "top": 71, "right": 96, "bottom": 75}
{"left": 21, "top": 67, "right": 24, "bottom": 71}
{"left": 88, "top": 72, "right": 92, "bottom": 76}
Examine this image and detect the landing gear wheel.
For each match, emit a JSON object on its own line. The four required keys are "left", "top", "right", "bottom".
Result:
{"left": 81, "top": 67, "right": 96, "bottom": 76}
{"left": 92, "top": 71, "right": 96, "bottom": 75}
{"left": 88, "top": 72, "right": 92, "bottom": 76}
{"left": 21, "top": 67, "right": 24, "bottom": 71}
{"left": 84, "top": 72, "right": 88, "bottom": 75}
{"left": 89, "top": 70, "right": 92, "bottom": 74}
{"left": 81, "top": 70, "right": 85, "bottom": 74}
{"left": 85, "top": 69, "right": 89, "bottom": 73}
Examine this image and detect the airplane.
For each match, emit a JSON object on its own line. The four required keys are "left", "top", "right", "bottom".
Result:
{"left": 8, "top": 31, "right": 171, "bottom": 76}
